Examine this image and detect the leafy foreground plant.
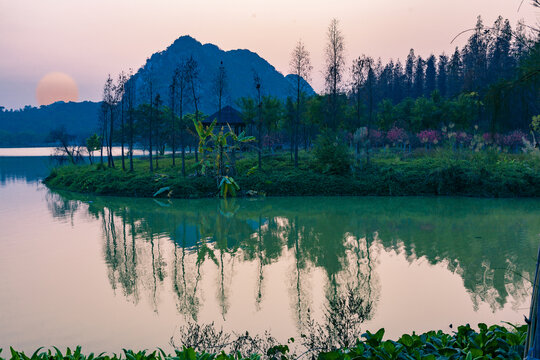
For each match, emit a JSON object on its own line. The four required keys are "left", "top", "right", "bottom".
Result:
{"left": 2, "top": 323, "right": 527, "bottom": 360}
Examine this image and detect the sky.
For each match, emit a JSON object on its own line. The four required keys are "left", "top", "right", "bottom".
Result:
{"left": 0, "top": 0, "right": 538, "bottom": 109}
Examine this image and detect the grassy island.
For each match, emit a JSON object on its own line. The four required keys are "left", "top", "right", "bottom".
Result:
{"left": 44, "top": 149, "right": 540, "bottom": 198}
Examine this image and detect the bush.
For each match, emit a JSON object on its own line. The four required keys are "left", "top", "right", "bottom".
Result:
{"left": 313, "top": 131, "right": 352, "bottom": 175}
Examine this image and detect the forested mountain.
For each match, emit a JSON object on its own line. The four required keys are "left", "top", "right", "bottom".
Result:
{"left": 0, "top": 101, "right": 101, "bottom": 146}
{"left": 130, "top": 35, "right": 315, "bottom": 114}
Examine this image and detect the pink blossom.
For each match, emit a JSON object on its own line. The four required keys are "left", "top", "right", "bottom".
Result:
{"left": 416, "top": 130, "right": 441, "bottom": 145}
{"left": 386, "top": 127, "right": 408, "bottom": 144}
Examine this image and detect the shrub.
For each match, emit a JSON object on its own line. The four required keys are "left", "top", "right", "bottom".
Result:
{"left": 312, "top": 131, "right": 352, "bottom": 175}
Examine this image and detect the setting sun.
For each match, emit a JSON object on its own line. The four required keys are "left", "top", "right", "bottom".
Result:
{"left": 35, "top": 72, "right": 79, "bottom": 106}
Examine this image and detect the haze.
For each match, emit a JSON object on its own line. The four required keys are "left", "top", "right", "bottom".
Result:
{"left": 0, "top": 0, "right": 537, "bottom": 109}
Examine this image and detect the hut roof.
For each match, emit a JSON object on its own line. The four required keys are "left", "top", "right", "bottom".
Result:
{"left": 203, "top": 105, "right": 244, "bottom": 126}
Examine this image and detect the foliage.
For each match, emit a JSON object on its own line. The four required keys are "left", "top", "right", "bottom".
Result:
{"left": 45, "top": 148, "right": 540, "bottom": 198}
{"left": 218, "top": 176, "right": 240, "bottom": 199}
{"left": 312, "top": 131, "right": 352, "bottom": 174}
{"left": 1, "top": 323, "right": 528, "bottom": 360}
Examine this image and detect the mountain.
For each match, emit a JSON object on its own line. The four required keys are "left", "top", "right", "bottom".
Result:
{"left": 0, "top": 101, "right": 101, "bottom": 147}
{"left": 0, "top": 36, "right": 315, "bottom": 146}
{"left": 131, "top": 35, "right": 315, "bottom": 114}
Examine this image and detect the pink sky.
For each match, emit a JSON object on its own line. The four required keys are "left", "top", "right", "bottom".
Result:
{"left": 0, "top": 0, "right": 538, "bottom": 109}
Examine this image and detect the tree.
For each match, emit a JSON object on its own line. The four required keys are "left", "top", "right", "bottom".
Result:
{"left": 262, "top": 95, "right": 284, "bottom": 150}
{"left": 437, "top": 54, "right": 448, "bottom": 97}
{"left": 116, "top": 71, "right": 128, "bottom": 171}
{"left": 289, "top": 40, "right": 312, "bottom": 167}
{"left": 448, "top": 47, "right": 463, "bottom": 97}
{"left": 405, "top": 49, "right": 416, "bottom": 98}
{"left": 185, "top": 55, "right": 201, "bottom": 165}
{"left": 413, "top": 56, "right": 425, "bottom": 98}
{"left": 48, "top": 126, "right": 82, "bottom": 164}
{"left": 98, "top": 101, "right": 108, "bottom": 165}
{"left": 124, "top": 70, "right": 136, "bottom": 172}
{"left": 425, "top": 55, "right": 437, "bottom": 96}
{"left": 102, "top": 75, "right": 119, "bottom": 168}
{"left": 143, "top": 70, "right": 155, "bottom": 172}
{"left": 153, "top": 94, "right": 165, "bottom": 169}
{"left": 86, "top": 133, "right": 101, "bottom": 164}
{"left": 351, "top": 55, "right": 375, "bottom": 163}
{"left": 324, "top": 18, "right": 346, "bottom": 130}
{"left": 254, "top": 72, "right": 263, "bottom": 169}
{"left": 213, "top": 61, "right": 228, "bottom": 123}
{"left": 462, "top": 16, "right": 488, "bottom": 92}
{"left": 169, "top": 63, "right": 187, "bottom": 169}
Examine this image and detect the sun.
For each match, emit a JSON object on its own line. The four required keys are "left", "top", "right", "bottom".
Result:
{"left": 36, "top": 72, "right": 79, "bottom": 106}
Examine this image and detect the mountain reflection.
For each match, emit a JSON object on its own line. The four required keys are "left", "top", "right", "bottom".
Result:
{"left": 46, "top": 193, "right": 537, "bottom": 326}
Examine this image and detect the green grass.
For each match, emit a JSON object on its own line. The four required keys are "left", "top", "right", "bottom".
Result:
{"left": 44, "top": 149, "right": 540, "bottom": 198}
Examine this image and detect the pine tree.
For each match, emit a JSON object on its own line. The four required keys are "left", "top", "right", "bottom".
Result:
{"left": 437, "top": 54, "right": 448, "bottom": 97}
{"left": 405, "top": 49, "right": 416, "bottom": 98}
{"left": 425, "top": 55, "right": 437, "bottom": 97}
{"left": 448, "top": 48, "right": 463, "bottom": 97}
{"left": 413, "top": 56, "right": 425, "bottom": 98}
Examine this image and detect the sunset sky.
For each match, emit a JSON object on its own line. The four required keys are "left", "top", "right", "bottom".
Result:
{"left": 0, "top": 0, "right": 538, "bottom": 109}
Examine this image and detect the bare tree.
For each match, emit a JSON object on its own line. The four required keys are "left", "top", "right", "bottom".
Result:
{"left": 143, "top": 69, "right": 155, "bottom": 172}
{"left": 124, "top": 69, "right": 136, "bottom": 172}
{"left": 178, "top": 62, "right": 188, "bottom": 176}
{"left": 213, "top": 60, "right": 228, "bottom": 123}
{"left": 185, "top": 55, "right": 201, "bottom": 164}
{"left": 289, "top": 40, "right": 313, "bottom": 168}
{"left": 98, "top": 101, "right": 108, "bottom": 165}
{"left": 116, "top": 71, "right": 128, "bottom": 171}
{"left": 351, "top": 55, "right": 375, "bottom": 164}
{"left": 324, "top": 18, "right": 346, "bottom": 130}
{"left": 102, "top": 75, "right": 118, "bottom": 168}
{"left": 254, "top": 72, "right": 262, "bottom": 169}
{"left": 169, "top": 67, "right": 179, "bottom": 167}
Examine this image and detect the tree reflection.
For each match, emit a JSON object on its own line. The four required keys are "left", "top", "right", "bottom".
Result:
{"left": 46, "top": 193, "right": 538, "bottom": 325}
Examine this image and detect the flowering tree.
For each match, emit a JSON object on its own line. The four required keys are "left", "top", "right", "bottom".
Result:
{"left": 417, "top": 130, "right": 440, "bottom": 149}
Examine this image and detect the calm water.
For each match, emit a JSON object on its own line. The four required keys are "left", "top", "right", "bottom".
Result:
{"left": 0, "top": 153, "right": 538, "bottom": 353}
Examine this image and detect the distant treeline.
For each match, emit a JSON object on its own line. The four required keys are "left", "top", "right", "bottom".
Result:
{"left": 0, "top": 101, "right": 100, "bottom": 146}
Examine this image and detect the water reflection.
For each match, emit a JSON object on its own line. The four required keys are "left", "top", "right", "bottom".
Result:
{"left": 46, "top": 192, "right": 537, "bottom": 331}
{"left": 0, "top": 156, "right": 52, "bottom": 184}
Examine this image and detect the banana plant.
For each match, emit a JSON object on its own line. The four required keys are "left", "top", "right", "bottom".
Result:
{"left": 192, "top": 119, "right": 255, "bottom": 198}
{"left": 192, "top": 118, "right": 216, "bottom": 175}
{"left": 218, "top": 176, "right": 240, "bottom": 199}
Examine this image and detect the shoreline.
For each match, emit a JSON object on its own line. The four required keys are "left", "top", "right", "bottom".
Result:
{"left": 43, "top": 153, "right": 540, "bottom": 199}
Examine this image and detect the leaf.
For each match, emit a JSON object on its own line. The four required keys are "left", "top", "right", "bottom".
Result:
{"left": 153, "top": 186, "right": 170, "bottom": 197}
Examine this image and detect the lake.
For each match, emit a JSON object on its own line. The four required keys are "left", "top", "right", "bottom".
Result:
{"left": 0, "top": 153, "right": 538, "bottom": 353}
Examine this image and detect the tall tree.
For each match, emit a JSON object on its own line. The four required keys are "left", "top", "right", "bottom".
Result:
{"left": 213, "top": 60, "right": 228, "bottom": 123}
{"left": 124, "top": 69, "right": 136, "bottom": 172}
{"left": 102, "top": 74, "right": 118, "bottom": 168}
{"left": 352, "top": 55, "right": 375, "bottom": 163}
{"left": 405, "top": 49, "right": 416, "bottom": 98}
{"left": 254, "top": 72, "right": 263, "bottom": 169}
{"left": 424, "top": 55, "right": 437, "bottom": 96}
{"left": 462, "top": 16, "right": 488, "bottom": 92}
{"left": 414, "top": 56, "right": 425, "bottom": 98}
{"left": 437, "top": 54, "right": 448, "bottom": 97}
{"left": 324, "top": 18, "right": 346, "bottom": 130}
{"left": 143, "top": 70, "right": 155, "bottom": 172}
{"left": 448, "top": 47, "right": 463, "bottom": 97}
{"left": 116, "top": 71, "right": 128, "bottom": 171}
{"left": 392, "top": 60, "right": 405, "bottom": 103}
{"left": 185, "top": 55, "right": 201, "bottom": 165}
{"left": 488, "top": 16, "right": 514, "bottom": 81}
{"left": 289, "top": 40, "right": 312, "bottom": 168}
{"left": 169, "top": 63, "right": 186, "bottom": 169}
